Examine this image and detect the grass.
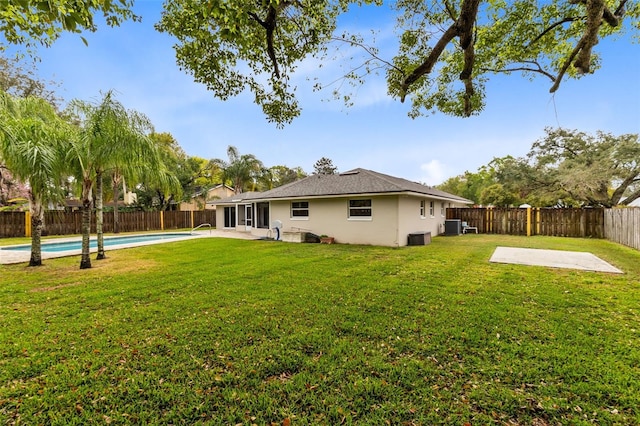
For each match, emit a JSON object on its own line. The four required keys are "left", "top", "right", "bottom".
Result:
{"left": 1, "top": 234, "right": 639, "bottom": 425}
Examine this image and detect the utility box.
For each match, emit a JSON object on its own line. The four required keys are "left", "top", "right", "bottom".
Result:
{"left": 408, "top": 231, "right": 431, "bottom": 246}
{"left": 444, "top": 219, "right": 462, "bottom": 236}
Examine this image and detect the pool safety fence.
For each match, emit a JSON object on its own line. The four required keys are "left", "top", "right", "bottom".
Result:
{"left": 0, "top": 210, "right": 217, "bottom": 238}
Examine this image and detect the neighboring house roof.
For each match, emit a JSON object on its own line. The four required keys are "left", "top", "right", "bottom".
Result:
{"left": 191, "top": 184, "right": 235, "bottom": 199}
{"left": 211, "top": 168, "right": 473, "bottom": 204}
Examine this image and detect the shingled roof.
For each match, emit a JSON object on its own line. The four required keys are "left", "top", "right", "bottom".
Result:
{"left": 212, "top": 169, "right": 472, "bottom": 204}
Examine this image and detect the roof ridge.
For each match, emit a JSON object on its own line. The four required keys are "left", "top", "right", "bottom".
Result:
{"left": 359, "top": 168, "right": 411, "bottom": 190}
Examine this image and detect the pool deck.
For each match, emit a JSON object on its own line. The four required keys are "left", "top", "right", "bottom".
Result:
{"left": 0, "top": 230, "right": 258, "bottom": 265}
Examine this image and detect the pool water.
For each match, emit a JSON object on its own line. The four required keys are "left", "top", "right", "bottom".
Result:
{"left": 1, "top": 233, "right": 193, "bottom": 253}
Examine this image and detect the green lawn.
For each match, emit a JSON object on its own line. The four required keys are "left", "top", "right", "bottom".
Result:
{"left": 1, "top": 235, "right": 639, "bottom": 425}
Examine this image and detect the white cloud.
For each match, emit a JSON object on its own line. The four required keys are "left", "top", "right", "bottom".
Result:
{"left": 420, "top": 160, "right": 450, "bottom": 186}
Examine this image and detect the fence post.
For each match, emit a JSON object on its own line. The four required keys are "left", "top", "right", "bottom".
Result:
{"left": 526, "top": 207, "right": 532, "bottom": 236}
{"left": 160, "top": 211, "right": 164, "bottom": 231}
{"left": 24, "top": 211, "right": 31, "bottom": 237}
{"left": 190, "top": 210, "right": 194, "bottom": 229}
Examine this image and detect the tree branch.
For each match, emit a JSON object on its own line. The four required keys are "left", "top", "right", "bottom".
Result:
{"left": 610, "top": 166, "right": 640, "bottom": 205}
{"left": 619, "top": 186, "right": 640, "bottom": 206}
{"left": 548, "top": 0, "right": 627, "bottom": 92}
{"left": 527, "top": 17, "right": 583, "bottom": 49}
{"left": 247, "top": 1, "right": 297, "bottom": 79}
{"left": 574, "top": 0, "right": 605, "bottom": 73}
{"left": 481, "top": 61, "right": 556, "bottom": 81}
{"left": 458, "top": 0, "right": 479, "bottom": 115}
{"left": 330, "top": 36, "right": 403, "bottom": 74}
{"left": 549, "top": 38, "right": 584, "bottom": 92}
{"left": 399, "top": 0, "right": 480, "bottom": 103}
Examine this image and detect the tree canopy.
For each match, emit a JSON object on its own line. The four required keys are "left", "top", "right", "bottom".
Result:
{"left": 0, "top": 0, "right": 139, "bottom": 51}
{"left": 156, "top": 0, "right": 640, "bottom": 126}
{"left": 0, "top": 56, "right": 61, "bottom": 106}
{"left": 209, "top": 145, "right": 264, "bottom": 194}
{"left": 313, "top": 157, "right": 338, "bottom": 175}
{"left": 0, "top": 92, "right": 70, "bottom": 265}
{"left": 438, "top": 128, "right": 640, "bottom": 207}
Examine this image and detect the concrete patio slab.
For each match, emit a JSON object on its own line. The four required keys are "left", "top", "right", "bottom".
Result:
{"left": 489, "top": 246, "right": 623, "bottom": 274}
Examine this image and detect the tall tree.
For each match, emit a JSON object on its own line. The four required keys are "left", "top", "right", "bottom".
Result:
{"left": 436, "top": 167, "right": 495, "bottom": 204}
{"left": 132, "top": 132, "right": 185, "bottom": 211}
{"left": 0, "top": 56, "right": 61, "bottom": 107}
{"left": 257, "top": 165, "right": 307, "bottom": 190}
{"left": 65, "top": 98, "right": 105, "bottom": 269}
{"left": 313, "top": 157, "right": 338, "bottom": 175}
{"left": 0, "top": 92, "right": 68, "bottom": 266}
{"left": 106, "top": 110, "right": 164, "bottom": 235}
{"left": 209, "top": 146, "right": 264, "bottom": 194}
{"left": 0, "top": 57, "right": 61, "bottom": 207}
{"left": 67, "top": 92, "right": 174, "bottom": 268}
{"left": 526, "top": 128, "right": 640, "bottom": 207}
{"left": 479, "top": 183, "right": 520, "bottom": 207}
{"left": 156, "top": 0, "right": 639, "bottom": 126}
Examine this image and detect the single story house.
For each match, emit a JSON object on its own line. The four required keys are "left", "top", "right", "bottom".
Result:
{"left": 179, "top": 184, "right": 235, "bottom": 211}
{"left": 210, "top": 168, "right": 472, "bottom": 247}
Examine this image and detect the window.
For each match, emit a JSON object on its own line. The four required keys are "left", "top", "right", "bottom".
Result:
{"left": 420, "top": 200, "right": 426, "bottom": 218}
{"left": 349, "top": 199, "right": 372, "bottom": 218}
{"left": 441, "top": 202, "right": 445, "bottom": 217}
{"left": 429, "top": 201, "right": 434, "bottom": 217}
{"left": 291, "top": 201, "right": 309, "bottom": 218}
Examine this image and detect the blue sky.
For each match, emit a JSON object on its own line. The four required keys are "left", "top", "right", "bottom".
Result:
{"left": 25, "top": 1, "right": 640, "bottom": 185}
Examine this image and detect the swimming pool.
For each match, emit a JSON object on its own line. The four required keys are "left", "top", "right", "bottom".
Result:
{"left": 1, "top": 233, "right": 195, "bottom": 253}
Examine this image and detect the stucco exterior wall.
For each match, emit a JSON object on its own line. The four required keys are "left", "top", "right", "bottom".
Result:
{"left": 215, "top": 195, "right": 470, "bottom": 246}
{"left": 181, "top": 186, "right": 235, "bottom": 211}
{"left": 268, "top": 195, "right": 400, "bottom": 246}
{"left": 397, "top": 196, "right": 444, "bottom": 245}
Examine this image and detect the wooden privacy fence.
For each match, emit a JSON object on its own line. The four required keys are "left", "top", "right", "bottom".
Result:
{"left": 0, "top": 210, "right": 216, "bottom": 238}
{"left": 446, "top": 207, "right": 605, "bottom": 238}
{"left": 0, "top": 211, "right": 26, "bottom": 238}
{"left": 604, "top": 208, "right": 640, "bottom": 250}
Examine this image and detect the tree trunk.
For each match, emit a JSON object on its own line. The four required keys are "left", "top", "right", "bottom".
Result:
{"left": 112, "top": 173, "right": 121, "bottom": 234}
{"left": 80, "top": 180, "right": 93, "bottom": 269}
{"left": 96, "top": 171, "right": 106, "bottom": 260}
{"left": 28, "top": 198, "right": 44, "bottom": 267}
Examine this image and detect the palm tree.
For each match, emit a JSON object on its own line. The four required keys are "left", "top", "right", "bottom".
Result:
{"left": 67, "top": 92, "right": 177, "bottom": 268}
{"left": 65, "top": 106, "right": 98, "bottom": 269}
{"left": 0, "top": 92, "right": 68, "bottom": 266}
{"left": 209, "top": 146, "right": 263, "bottom": 194}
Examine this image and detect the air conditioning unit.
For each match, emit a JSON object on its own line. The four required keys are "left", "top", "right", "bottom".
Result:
{"left": 444, "top": 219, "right": 461, "bottom": 236}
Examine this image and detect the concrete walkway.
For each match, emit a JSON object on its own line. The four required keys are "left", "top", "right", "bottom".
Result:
{"left": 0, "top": 230, "right": 258, "bottom": 265}
{"left": 490, "top": 246, "right": 623, "bottom": 273}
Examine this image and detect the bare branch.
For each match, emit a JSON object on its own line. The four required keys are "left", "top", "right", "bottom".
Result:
{"left": 330, "top": 36, "right": 402, "bottom": 73}
{"left": 481, "top": 61, "right": 557, "bottom": 81}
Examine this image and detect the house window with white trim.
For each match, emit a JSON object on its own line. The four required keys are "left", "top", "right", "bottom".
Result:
{"left": 429, "top": 201, "right": 434, "bottom": 217}
{"left": 349, "top": 199, "right": 372, "bottom": 218}
{"left": 420, "top": 200, "right": 426, "bottom": 218}
{"left": 441, "top": 202, "right": 445, "bottom": 217}
{"left": 291, "top": 201, "right": 309, "bottom": 218}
